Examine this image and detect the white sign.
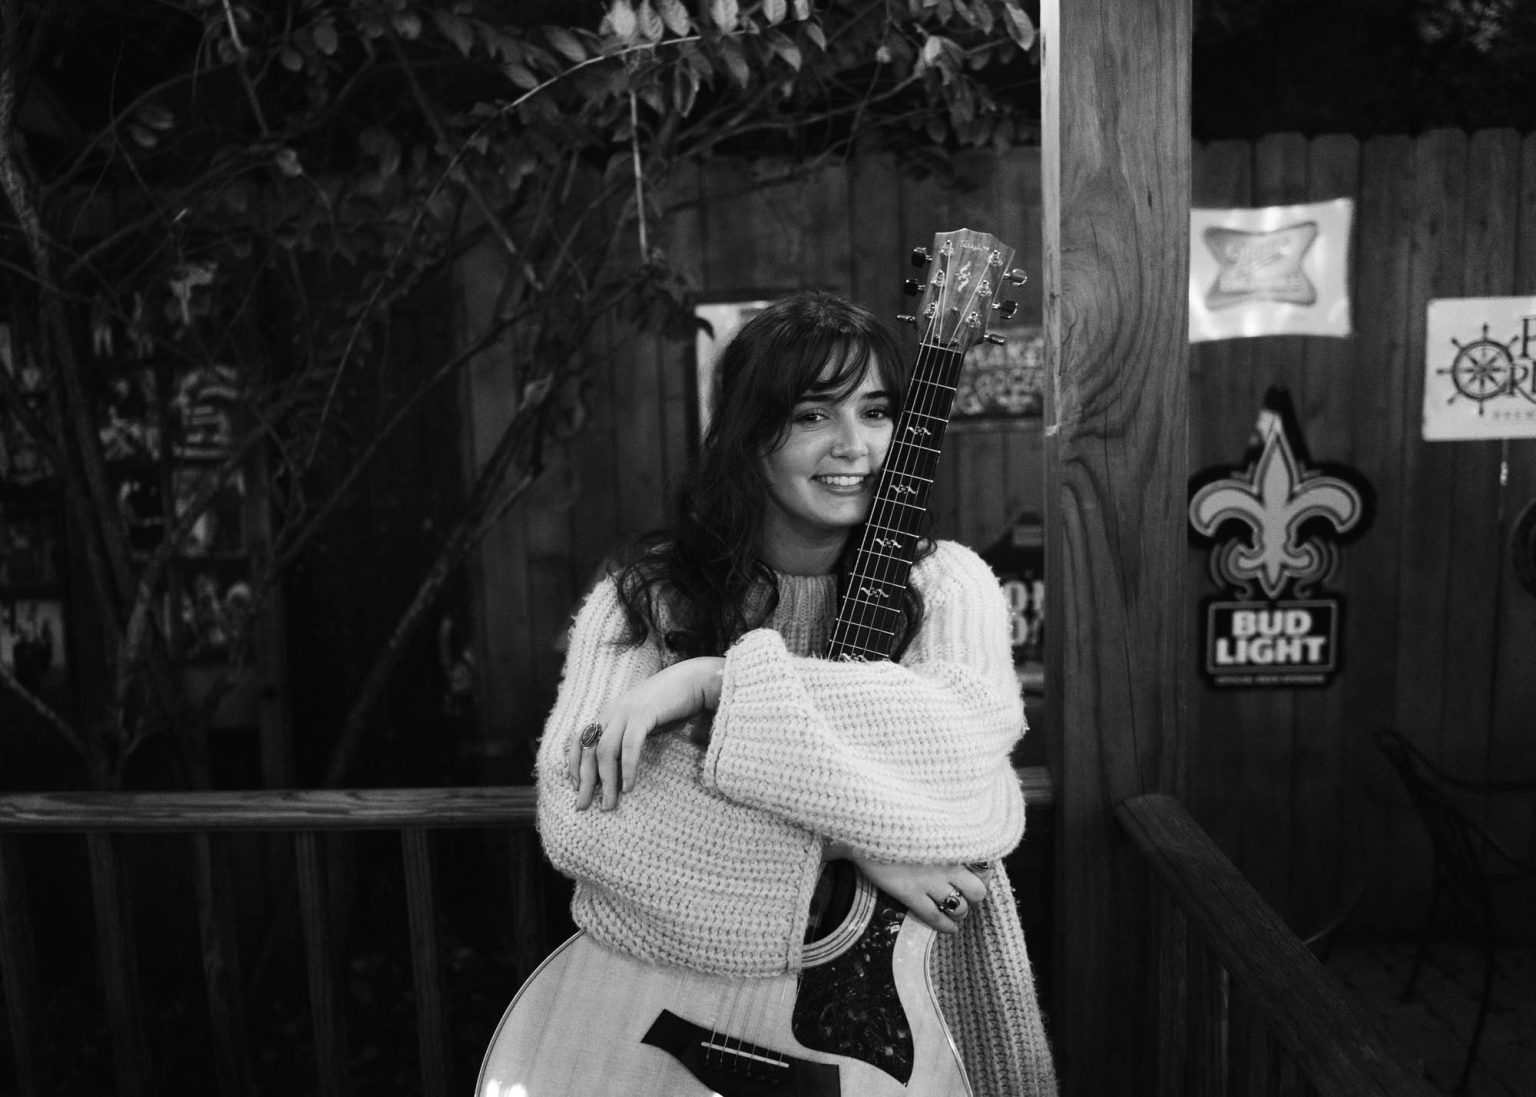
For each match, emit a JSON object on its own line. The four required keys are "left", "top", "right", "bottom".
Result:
{"left": 1423, "top": 297, "right": 1536, "bottom": 440}
{"left": 1189, "top": 199, "right": 1353, "bottom": 342}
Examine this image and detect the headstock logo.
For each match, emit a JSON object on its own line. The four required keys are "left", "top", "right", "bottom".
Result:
{"left": 1188, "top": 387, "right": 1372, "bottom": 688}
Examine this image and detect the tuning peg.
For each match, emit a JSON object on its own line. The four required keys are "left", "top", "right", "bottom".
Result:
{"left": 995, "top": 299, "right": 1018, "bottom": 319}
{"left": 903, "top": 278, "right": 922, "bottom": 297}
{"left": 895, "top": 314, "right": 917, "bottom": 326}
{"left": 1006, "top": 268, "right": 1028, "bottom": 286}
{"left": 983, "top": 333, "right": 1006, "bottom": 345}
{"left": 910, "top": 247, "right": 932, "bottom": 268}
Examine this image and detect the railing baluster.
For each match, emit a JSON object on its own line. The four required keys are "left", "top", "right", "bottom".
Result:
{"left": 191, "top": 832, "right": 254, "bottom": 1097}
{"left": 1189, "top": 935, "right": 1229, "bottom": 1095}
{"left": 1152, "top": 887, "right": 1189, "bottom": 1097}
{"left": 0, "top": 835, "right": 47, "bottom": 1097}
{"left": 295, "top": 831, "right": 350, "bottom": 1097}
{"left": 402, "top": 828, "right": 450, "bottom": 1097}
{"left": 86, "top": 832, "right": 148, "bottom": 1097}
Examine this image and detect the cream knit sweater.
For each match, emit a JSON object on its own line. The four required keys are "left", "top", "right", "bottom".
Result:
{"left": 535, "top": 539, "right": 1057, "bottom": 1096}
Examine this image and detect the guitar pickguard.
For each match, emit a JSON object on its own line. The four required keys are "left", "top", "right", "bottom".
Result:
{"left": 792, "top": 886, "right": 915, "bottom": 1083}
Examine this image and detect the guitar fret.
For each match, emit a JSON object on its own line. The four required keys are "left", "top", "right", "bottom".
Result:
{"left": 835, "top": 620, "right": 896, "bottom": 639}
{"left": 887, "top": 441, "right": 941, "bottom": 457}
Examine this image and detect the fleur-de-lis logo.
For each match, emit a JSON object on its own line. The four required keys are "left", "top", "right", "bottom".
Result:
{"left": 1189, "top": 410, "right": 1363, "bottom": 599}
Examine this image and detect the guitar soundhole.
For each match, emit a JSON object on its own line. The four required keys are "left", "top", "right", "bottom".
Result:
{"left": 794, "top": 863, "right": 915, "bottom": 1083}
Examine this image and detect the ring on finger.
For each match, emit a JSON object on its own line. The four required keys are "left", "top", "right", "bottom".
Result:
{"left": 579, "top": 721, "right": 603, "bottom": 749}
{"left": 939, "top": 886, "right": 964, "bottom": 915}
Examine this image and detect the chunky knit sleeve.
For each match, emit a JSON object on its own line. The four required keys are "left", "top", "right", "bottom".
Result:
{"left": 701, "top": 541, "right": 1027, "bottom": 863}
{"left": 535, "top": 577, "right": 825, "bottom": 974}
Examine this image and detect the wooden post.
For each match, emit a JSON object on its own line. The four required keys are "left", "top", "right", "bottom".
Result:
{"left": 1040, "top": 1, "right": 1191, "bottom": 1092}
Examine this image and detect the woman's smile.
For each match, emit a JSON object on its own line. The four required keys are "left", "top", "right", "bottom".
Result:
{"left": 813, "top": 473, "right": 873, "bottom": 490}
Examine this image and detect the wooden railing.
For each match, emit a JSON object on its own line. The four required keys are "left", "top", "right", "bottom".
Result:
{"left": 0, "top": 786, "right": 538, "bottom": 1097}
{"left": 1117, "top": 793, "right": 1438, "bottom": 1097}
{"left": 0, "top": 770, "right": 1054, "bottom": 1097}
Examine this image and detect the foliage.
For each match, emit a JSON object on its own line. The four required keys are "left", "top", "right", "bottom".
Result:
{"left": 0, "top": 0, "right": 1039, "bottom": 788}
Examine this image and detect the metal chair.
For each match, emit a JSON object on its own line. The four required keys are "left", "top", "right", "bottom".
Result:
{"left": 1373, "top": 728, "right": 1536, "bottom": 1093}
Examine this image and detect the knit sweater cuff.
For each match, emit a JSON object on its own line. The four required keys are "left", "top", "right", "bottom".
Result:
{"left": 703, "top": 627, "right": 803, "bottom": 794}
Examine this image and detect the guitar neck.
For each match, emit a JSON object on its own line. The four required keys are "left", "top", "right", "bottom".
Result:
{"left": 825, "top": 345, "right": 965, "bottom": 663}
{"left": 823, "top": 226, "right": 1021, "bottom": 663}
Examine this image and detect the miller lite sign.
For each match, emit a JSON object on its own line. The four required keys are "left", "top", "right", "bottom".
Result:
{"left": 1188, "top": 388, "right": 1372, "bottom": 688}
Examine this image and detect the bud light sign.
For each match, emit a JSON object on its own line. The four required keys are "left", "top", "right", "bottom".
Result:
{"left": 1189, "top": 388, "right": 1370, "bottom": 689}
{"left": 1206, "top": 603, "right": 1337, "bottom": 682}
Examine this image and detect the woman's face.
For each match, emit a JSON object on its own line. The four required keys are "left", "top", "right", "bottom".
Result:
{"left": 758, "top": 357, "right": 894, "bottom": 574}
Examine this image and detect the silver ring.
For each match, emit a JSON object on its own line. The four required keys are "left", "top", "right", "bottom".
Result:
{"left": 939, "top": 886, "right": 963, "bottom": 915}
{"left": 579, "top": 722, "right": 602, "bottom": 749}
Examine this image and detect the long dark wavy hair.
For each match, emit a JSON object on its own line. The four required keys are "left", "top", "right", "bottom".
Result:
{"left": 612, "top": 289, "right": 934, "bottom": 658}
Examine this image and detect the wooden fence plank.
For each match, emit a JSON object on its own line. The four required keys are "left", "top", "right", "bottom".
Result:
{"left": 1188, "top": 136, "right": 1256, "bottom": 900}
{"left": 523, "top": 409, "right": 581, "bottom": 739}
{"left": 86, "top": 832, "right": 148, "bottom": 1097}
{"left": 1187, "top": 935, "right": 1228, "bottom": 1095}
{"left": 294, "top": 831, "right": 350, "bottom": 1097}
{"left": 0, "top": 835, "right": 46, "bottom": 1097}
{"left": 1487, "top": 132, "right": 1536, "bottom": 859}
{"left": 995, "top": 146, "right": 1044, "bottom": 326}
{"left": 1227, "top": 130, "right": 1311, "bottom": 921}
{"left": 1289, "top": 132, "right": 1361, "bottom": 935}
{"left": 570, "top": 316, "right": 621, "bottom": 587}
{"left": 1341, "top": 134, "right": 1417, "bottom": 930}
{"left": 848, "top": 153, "right": 904, "bottom": 322}
{"left": 1440, "top": 128, "right": 1521, "bottom": 794}
{"left": 190, "top": 832, "right": 254, "bottom": 1097}
{"left": 1395, "top": 129, "right": 1468, "bottom": 770}
{"left": 401, "top": 829, "right": 450, "bottom": 1097}
{"left": 1153, "top": 890, "right": 1190, "bottom": 1097}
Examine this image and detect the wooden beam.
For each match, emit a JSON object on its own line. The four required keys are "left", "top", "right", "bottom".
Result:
{"left": 1040, "top": 0, "right": 1192, "bottom": 1092}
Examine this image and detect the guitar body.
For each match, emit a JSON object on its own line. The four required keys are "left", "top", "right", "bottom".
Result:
{"left": 477, "top": 874, "right": 973, "bottom": 1097}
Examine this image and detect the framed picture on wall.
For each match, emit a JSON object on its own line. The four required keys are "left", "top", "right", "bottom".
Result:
{"left": 953, "top": 323, "right": 1045, "bottom": 420}
{"left": 693, "top": 296, "right": 782, "bottom": 439}
{"left": 1, "top": 597, "right": 67, "bottom": 692}
{"left": 0, "top": 507, "right": 61, "bottom": 590}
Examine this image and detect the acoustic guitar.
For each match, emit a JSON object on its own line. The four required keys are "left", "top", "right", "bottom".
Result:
{"left": 478, "top": 228, "right": 1025, "bottom": 1097}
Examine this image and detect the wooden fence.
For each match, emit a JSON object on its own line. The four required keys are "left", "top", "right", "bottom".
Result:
{"left": 1188, "top": 130, "right": 1536, "bottom": 936}
{"left": 470, "top": 129, "right": 1536, "bottom": 937}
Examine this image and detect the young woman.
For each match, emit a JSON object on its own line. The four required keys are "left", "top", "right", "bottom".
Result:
{"left": 535, "top": 290, "right": 1057, "bottom": 1096}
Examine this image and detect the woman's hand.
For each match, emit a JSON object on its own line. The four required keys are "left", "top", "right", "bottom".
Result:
{"left": 826, "top": 842, "right": 994, "bottom": 934}
{"left": 572, "top": 656, "right": 725, "bottom": 811}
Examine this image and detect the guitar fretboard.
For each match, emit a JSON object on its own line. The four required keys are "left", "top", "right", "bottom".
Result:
{"left": 825, "top": 350, "right": 964, "bottom": 662}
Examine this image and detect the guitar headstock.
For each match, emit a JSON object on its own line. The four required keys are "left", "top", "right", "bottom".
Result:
{"left": 902, "top": 227, "right": 1026, "bottom": 355}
